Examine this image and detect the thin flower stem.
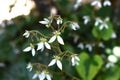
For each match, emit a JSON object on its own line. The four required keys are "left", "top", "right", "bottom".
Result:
{"left": 51, "top": 44, "right": 63, "bottom": 55}
{"left": 59, "top": 21, "right": 73, "bottom": 32}
{"left": 30, "top": 30, "right": 48, "bottom": 38}
{"left": 62, "top": 71, "right": 80, "bottom": 80}
{"left": 32, "top": 63, "right": 48, "bottom": 70}
{"left": 50, "top": 25, "right": 55, "bottom": 31}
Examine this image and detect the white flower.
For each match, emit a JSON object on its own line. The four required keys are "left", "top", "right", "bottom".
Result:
{"left": 23, "top": 30, "right": 30, "bottom": 38}
{"left": 39, "top": 70, "right": 52, "bottom": 80}
{"left": 71, "top": 54, "right": 80, "bottom": 66}
{"left": 26, "top": 63, "right": 32, "bottom": 71}
{"left": 105, "top": 62, "right": 114, "bottom": 68}
{"left": 74, "top": 0, "right": 82, "bottom": 9}
{"left": 77, "top": 43, "right": 84, "bottom": 49}
{"left": 108, "top": 55, "right": 118, "bottom": 63}
{"left": 85, "top": 44, "right": 93, "bottom": 52}
{"left": 98, "top": 42, "right": 105, "bottom": 48}
{"left": 99, "top": 17, "right": 109, "bottom": 30}
{"left": 113, "top": 46, "right": 120, "bottom": 57}
{"left": 57, "top": 17, "right": 62, "bottom": 25}
{"left": 48, "top": 31, "right": 64, "bottom": 45}
{"left": 37, "top": 38, "right": 51, "bottom": 52}
{"left": 91, "top": 0, "right": 102, "bottom": 8}
{"left": 103, "top": 0, "right": 111, "bottom": 6}
{"left": 94, "top": 17, "right": 103, "bottom": 26}
{"left": 23, "top": 43, "right": 36, "bottom": 56}
{"left": 70, "top": 22, "right": 80, "bottom": 30}
{"left": 99, "top": 23, "right": 108, "bottom": 30}
{"left": 111, "top": 32, "right": 117, "bottom": 39}
{"left": 32, "top": 71, "right": 41, "bottom": 80}
{"left": 39, "top": 18, "right": 52, "bottom": 27}
{"left": 48, "top": 56, "right": 62, "bottom": 70}
{"left": 83, "top": 16, "right": 90, "bottom": 25}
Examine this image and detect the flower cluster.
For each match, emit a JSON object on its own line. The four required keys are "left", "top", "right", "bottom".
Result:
{"left": 74, "top": 0, "right": 111, "bottom": 10}
{"left": 83, "top": 15, "right": 110, "bottom": 30}
{"left": 23, "top": 15, "right": 80, "bottom": 80}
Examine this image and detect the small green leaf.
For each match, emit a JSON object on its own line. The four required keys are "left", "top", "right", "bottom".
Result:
{"left": 76, "top": 52, "right": 103, "bottom": 80}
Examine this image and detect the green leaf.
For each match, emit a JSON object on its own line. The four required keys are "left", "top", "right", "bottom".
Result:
{"left": 92, "top": 22, "right": 113, "bottom": 40}
{"left": 76, "top": 52, "right": 103, "bottom": 80}
{"left": 103, "top": 66, "right": 120, "bottom": 80}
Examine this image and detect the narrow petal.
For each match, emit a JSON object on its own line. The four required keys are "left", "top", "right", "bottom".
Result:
{"left": 72, "top": 62, "right": 75, "bottom": 66}
{"left": 32, "top": 74, "right": 38, "bottom": 79}
{"left": 57, "top": 36, "right": 64, "bottom": 45}
{"left": 26, "top": 34, "right": 30, "bottom": 38}
{"left": 32, "top": 48, "right": 35, "bottom": 56}
{"left": 45, "top": 42, "right": 51, "bottom": 49}
{"left": 48, "top": 36, "right": 56, "bottom": 43}
{"left": 91, "top": 1, "right": 97, "bottom": 6}
{"left": 76, "top": 62, "right": 79, "bottom": 65}
{"left": 44, "top": 18, "right": 49, "bottom": 22}
{"left": 46, "top": 74, "right": 51, "bottom": 80}
{"left": 99, "top": 24, "right": 104, "bottom": 30}
{"left": 98, "top": 2, "right": 102, "bottom": 8}
{"left": 39, "top": 72, "right": 45, "bottom": 80}
{"left": 84, "top": 19, "right": 88, "bottom": 24}
{"left": 103, "top": 1, "right": 111, "bottom": 6}
{"left": 48, "top": 59, "right": 56, "bottom": 66}
{"left": 95, "top": 21, "right": 98, "bottom": 26}
{"left": 23, "top": 47, "right": 31, "bottom": 52}
{"left": 75, "top": 56, "right": 80, "bottom": 61}
{"left": 105, "top": 24, "right": 108, "bottom": 29}
{"left": 37, "top": 42, "right": 44, "bottom": 51}
{"left": 23, "top": 32, "right": 27, "bottom": 36}
{"left": 71, "top": 57, "right": 75, "bottom": 64}
{"left": 39, "top": 21, "right": 48, "bottom": 24}
{"left": 57, "top": 20, "right": 60, "bottom": 25}
{"left": 57, "top": 60, "right": 62, "bottom": 70}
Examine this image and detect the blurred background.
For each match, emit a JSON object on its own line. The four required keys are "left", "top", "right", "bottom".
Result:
{"left": 0, "top": 0, "right": 120, "bottom": 80}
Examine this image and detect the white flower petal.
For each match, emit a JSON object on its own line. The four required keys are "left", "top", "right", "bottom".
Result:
{"left": 72, "top": 62, "right": 76, "bottom": 66}
{"left": 45, "top": 42, "right": 51, "bottom": 49}
{"left": 41, "top": 47, "right": 44, "bottom": 52}
{"left": 39, "top": 21, "right": 48, "bottom": 24}
{"left": 98, "top": 2, "right": 102, "bottom": 8}
{"left": 91, "top": 1, "right": 97, "bottom": 6}
{"left": 113, "top": 47, "right": 120, "bottom": 57}
{"left": 71, "top": 57, "right": 75, "bottom": 64}
{"left": 105, "top": 24, "right": 108, "bottom": 29}
{"left": 23, "top": 47, "right": 31, "bottom": 52}
{"left": 103, "top": 0, "right": 111, "bottom": 6}
{"left": 32, "top": 74, "right": 38, "bottom": 79}
{"left": 108, "top": 55, "right": 118, "bottom": 63}
{"left": 32, "top": 48, "right": 35, "bottom": 56}
{"left": 23, "top": 31, "right": 30, "bottom": 38}
{"left": 75, "top": 56, "right": 80, "bottom": 61}
{"left": 48, "top": 35, "right": 56, "bottom": 43}
{"left": 37, "top": 42, "right": 44, "bottom": 51}
{"left": 57, "top": 60, "right": 62, "bottom": 70}
{"left": 84, "top": 19, "right": 89, "bottom": 24}
{"left": 23, "top": 31, "right": 28, "bottom": 36}
{"left": 46, "top": 74, "right": 51, "bottom": 80}
{"left": 99, "top": 24, "right": 104, "bottom": 30}
{"left": 48, "top": 59, "right": 56, "bottom": 66}
{"left": 76, "top": 62, "right": 79, "bottom": 65}
{"left": 44, "top": 18, "right": 49, "bottom": 22}
{"left": 57, "top": 36, "right": 64, "bottom": 45}
{"left": 39, "top": 72, "right": 45, "bottom": 80}
{"left": 26, "top": 63, "right": 32, "bottom": 71}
